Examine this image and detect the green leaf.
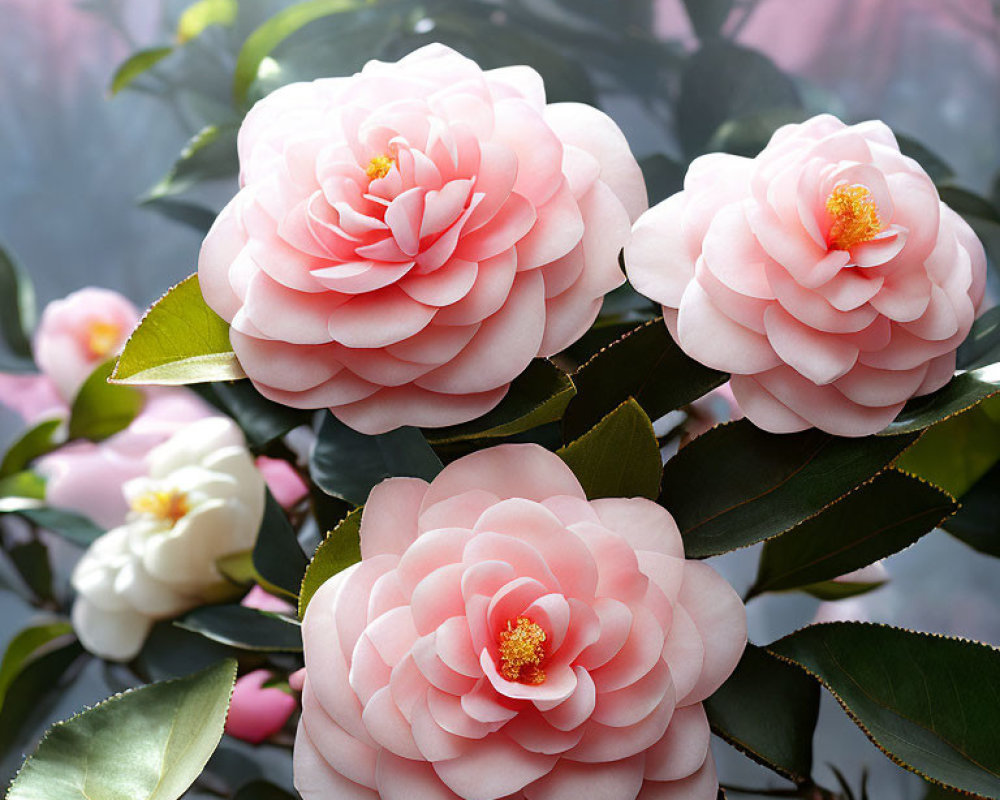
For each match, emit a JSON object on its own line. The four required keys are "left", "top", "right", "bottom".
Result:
{"left": 215, "top": 550, "right": 257, "bottom": 586}
{"left": 426, "top": 360, "right": 575, "bottom": 445}
{"left": 198, "top": 380, "right": 312, "bottom": 450}
{"left": 176, "top": 605, "right": 302, "bottom": 652}
{"left": 883, "top": 366, "right": 1000, "bottom": 435}
{"left": 233, "top": 781, "right": 296, "bottom": 800}
{"left": 310, "top": 412, "right": 443, "bottom": 506}
{"left": 0, "top": 244, "right": 37, "bottom": 361}
{"left": 233, "top": 0, "right": 371, "bottom": 106}
{"left": 958, "top": 306, "right": 1000, "bottom": 370}
{"left": 0, "top": 623, "right": 74, "bottom": 715}
{"left": 9, "top": 541, "right": 53, "bottom": 602}
{"left": 140, "top": 198, "right": 217, "bottom": 234}
{"left": 938, "top": 186, "right": 1000, "bottom": 224}
{"left": 0, "top": 420, "right": 61, "bottom": 478}
{"left": 68, "top": 360, "right": 144, "bottom": 443}
{"left": 660, "top": 421, "right": 919, "bottom": 558}
{"left": 14, "top": 507, "right": 105, "bottom": 547}
{"left": 0, "top": 471, "right": 46, "bottom": 507}
{"left": 557, "top": 398, "right": 661, "bottom": 500}
{"left": 0, "top": 640, "right": 84, "bottom": 754}
{"left": 800, "top": 579, "right": 887, "bottom": 602}
{"left": 144, "top": 125, "right": 239, "bottom": 203}
{"left": 896, "top": 135, "right": 955, "bottom": 185}
{"left": 768, "top": 623, "right": 1000, "bottom": 799}
{"left": 298, "top": 506, "right": 361, "bottom": 618}
{"left": 7, "top": 659, "right": 237, "bottom": 800}
{"left": 706, "top": 108, "right": 809, "bottom": 158}
{"left": 942, "top": 460, "right": 1000, "bottom": 557}
{"left": 677, "top": 41, "right": 800, "bottom": 157}
{"left": 749, "top": 470, "right": 955, "bottom": 599}
{"left": 704, "top": 644, "right": 819, "bottom": 783}
{"left": 896, "top": 397, "right": 1000, "bottom": 497}
{"left": 111, "top": 274, "right": 245, "bottom": 386}
{"left": 638, "top": 154, "right": 685, "bottom": 206}
{"left": 252, "top": 493, "right": 308, "bottom": 600}
{"left": 177, "top": 0, "right": 237, "bottom": 43}
{"left": 110, "top": 47, "right": 174, "bottom": 95}
{"left": 681, "top": 0, "right": 733, "bottom": 39}
{"left": 562, "top": 319, "right": 727, "bottom": 441}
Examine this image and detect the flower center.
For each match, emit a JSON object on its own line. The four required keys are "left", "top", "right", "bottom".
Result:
{"left": 498, "top": 617, "right": 546, "bottom": 685}
{"left": 825, "top": 184, "right": 883, "bottom": 251}
{"left": 366, "top": 154, "right": 394, "bottom": 181}
{"left": 86, "top": 320, "right": 122, "bottom": 359}
{"left": 131, "top": 490, "right": 189, "bottom": 525}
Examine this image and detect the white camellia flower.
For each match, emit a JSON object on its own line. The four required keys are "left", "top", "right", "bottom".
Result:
{"left": 71, "top": 417, "right": 266, "bottom": 661}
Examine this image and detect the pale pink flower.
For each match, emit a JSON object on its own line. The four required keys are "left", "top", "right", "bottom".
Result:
{"left": 226, "top": 669, "right": 299, "bottom": 745}
{"left": 626, "top": 114, "right": 987, "bottom": 437}
{"left": 242, "top": 584, "right": 296, "bottom": 616}
{"left": 199, "top": 44, "right": 646, "bottom": 434}
{"left": 295, "top": 444, "right": 745, "bottom": 800}
{"left": 256, "top": 455, "right": 309, "bottom": 509}
{"left": 0, "top": 373, "right": 65, "bottom": 425}
{"left": 33, "top": 287, "right": 139, "bottom": 401}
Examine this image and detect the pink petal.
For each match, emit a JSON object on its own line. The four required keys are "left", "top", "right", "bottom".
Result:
{"left": 636, "top": 753, "right": 717, "bottom": 800}
{"left": 294, "top": 719, "right": 379, "bottom": 800}
{"left": 525, "top": 755, "right": 645, "bottom": 800}
{"left": 433, "top": 734, "right": 559, "bottom": 800}
{"left": 576, "top": 598, "right": 632, "bottom": 671}
{"left": 230, "top": 329, "right": 342, "bottom": 392}
{"left": 434, "top": 249, "right": 518, "bottom": 326}
{"left": 763, "top": 304, "right": 859, "bottom": 385}
{"left": 516, "top": 179, "right": 585, "bottom": 270}
{"left": 728, "top": 374, "right": 812, "bottom": 435}
{"left": 361, "top": 477, "right": 428, "bottom": 559}
{"left": 310, "top": 260, "right": 416, "bottom": 294}
{"left": 300, "top": 684, "right": 377, "bottom": 787}
{"left": 503, "top": 709, "right": 585, "bottom": 754}
{"left": 566, "top": 698, "right": 674, "bottom": 763}
{"left": 590, "top": 605, "right": 665, "bottom": 693}
{"left": 590, "top": 498, "right": 685, "bottom": 559}
{"left": 332, "top": 385, "right": 508, "bottom": 435}
{"left": 644, "top": 703, "right": 711, "bottom": 781}
{"left": 419, "top": 491, "right": 500, "bottom": 534}
{"left": 199, "top": 196, "right": 248, "bottom": 320}
{"left": 326, "top": 287, "right": 436, "bottom": 348}
{"left": 457, "top": 192, "right": 537, "bottom": 262}
{"left": 402, "top": 259, "right": 480, "bottom": 306}
{"left": 375, "top": 750, "right": 462, "bottom": 800}
{"left": 361, "top": 685, "right": 422, "bottom": 759}
{"left": 411, "top": 563, "right": 467, "bottom": 635}
{"left": 243, "top": 270, "right": 345, "bottom": 344}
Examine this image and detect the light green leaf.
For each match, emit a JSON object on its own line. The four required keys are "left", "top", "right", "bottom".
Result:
{"left": 0, "top": 471, "right": 46, "bottom": 504}
{"left": 426, "top": 359, "right": 574, "bottom": 445}
{"left": 769, "top": 623, "right": 1000, "bottom": 799}
{"left": 0, "top": 244, "right": 37, "bottom": 362}
{"left": 557, "top": 398, "right": 661, "bottom": 500}
{"left": 177, "top": 0, "right": 237, "bottom": 43}
{"left": 233, "top": 0, "right": 371, "bottom": 106}
{"left": 0, "top": 419, "right": 62, "bottom": 478}
{"left": 0, "top": 623, "right": 74, "bottom": 714}
{"left": 7, "top": 660, "right": 237, "bottom": 800}
{"left": 800, "top": 579, "right": 887, "bottom": 602}
{"left": 110, "top": 47, "right": 174, "bottom": 95}
{"left": 68, "top": 360, "right": 144, "bottom": 443}
{"left": 299, "top": 506, "right": 361, "bottom": 618}
{"left": 111, "top": 274, "right": 245, "bottom": 386}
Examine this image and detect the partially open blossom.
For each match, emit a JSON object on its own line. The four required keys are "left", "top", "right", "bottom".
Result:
{"left": 226, "top": 669, "right": 299, "bottom": 745}
{"left": 200, "top": 44, "right": 646, "bottom": 434}
{"left": 295, "top": 444, "right": 745, "bottom": 800}
{"left": 71, "top": 417, "right": 266, "bottom": 661}
{"left": 626, "top": 114, "right": 987, "bottom": 437}
{"left": 257, "top": 455, "right": 309, "bottom": 509}
{"left": 242, "top": 584, "right": 297, "bottom": 615}
{"left": 38, "top": 390, "right": 214, "bottom": 529}
{"left": 33, "top": 287, "right": 139, "bottom": 401}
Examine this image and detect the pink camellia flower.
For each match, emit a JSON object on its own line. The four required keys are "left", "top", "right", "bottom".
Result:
{"left": 256, "top": 455, "right": 309, "bottom": 509}
{"left": 199, "top": 44, "right": 646, "bottom": 434}
{"left": 33, "top": 287, "right": 139, "bottom": 401}
{"left": 625, "top": 114, "right": 987, "bottom": 437}
{"left": 242, "top": 584, "right": 297, "bottom": 615}
{"left": 295, "top": 444, "right": 746, "bottom": 800}
{"left": 0, "top": 372, "right": 65, "bottom": 426}
{"left": 226, "top": 669, "right": 299, "bottom": 745}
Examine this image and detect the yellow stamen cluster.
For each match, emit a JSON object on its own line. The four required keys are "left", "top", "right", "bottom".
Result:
{"left": 366, "top": 154, "right": 394, "bottom": 181}
{"left": 131, "top": 490, "right": 190, "bottom": 525}
{"left": 825, "top": 184, "right": 883, "bottom": 251}
{"left": 498, "top": 617, "right": 547, "bottom": 685}
{"left": 86, "top": 320, "right": 122, "bottom": 359}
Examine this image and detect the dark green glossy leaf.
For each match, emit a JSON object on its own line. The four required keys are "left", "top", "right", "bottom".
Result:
{"left": 109, "top": 46, "right": 173, "bottom": 95}
{"left": 0, "top": 623, "right": 74, "bottom": 715}
{"left": 800, "top": 578, "right": 887, "bottom": 602}
{"left": 426, "top": 360, "right": 574, "bottom": 445}
{"left": 681, "top": 0, "right": 733, "bottom": 39}
{"left": 704, "top": 644, "right": 819, "bottom": 783}
{"left": 562, "top": 318, "right": 727, "bottom": 441}
{"left": 68, "top": 360, "right": 144, "bottom": 443}
{"left": 943, "top": 460, "right": 1000, "bottom": 557}
{"left": 15, "top": 507, "right": 105, "bottom": 547}
{"left": 9, "top": 541, "right": 53, "bottom": 602}
{"left": 177, "top": 0, "right": 237, "bottom": 43}
{"left": 677, "top": 41, "right": 800, "bottom": 157}
{"left": 252, "top": 493, "right": 308, "bottom": 600}
{"left": 7, "top": 659, "right": 237, "bottom": 800}
{"left": 0, "top": 640, "right": 84, "bottom": 754}
{"left": 298, "top": 506, "right": 361, "bottom": 618}
{"left": 233, "top": 781, "right": 296, "bottom": 800}
{"left": 111, "top": 274, "right": 245, "bottom": 386}
{"left": 706, "top": 108, "right": 809, "bottom": 158}
{"left": 957, "top": 306, "right": 1000, "bottom": 370}
{"left": 938, "top": 186, "right": 1000, "bottom": 224}
{"left": 749, "top": 470, "right": 955, "bottom": 598}
{"left": 0, "top": 244, "right": 36, "bottom": 361}
{"left": 233, "top": 0, "right": 370, "bottom": 105}
{"left": 176, "top": 605, "right": 302, "bottom": 653}
{"left": 896, "top": 135, "right": 955, "bottom": 185}
{"left": 144, "top": 124, "right": 239, "bottom": 202}
{"left": 202, "top": 380, "right": 312, "bottom": 450}
{"left": 895, "top": 397, "right": 1000, "bottom": 497}
{"left": 660, "top": 420, "right": 918, "bottom": 558}
{"left": 638, "top": 154, "right": 685, "bottom": 206}
{"left": 140, "top": 198, "right": 217, "bottom": 234}
{"left": 769, "top": 623, "right": 1000, "bottom": 799}
{"left": 557, "top": 398, "right": 661, "bottom": 500}
{"left": 0, "top": 419, "right": 61, "bottom": 478}
{"left": 310, "top": 412, "right": 443, "bottom": 506}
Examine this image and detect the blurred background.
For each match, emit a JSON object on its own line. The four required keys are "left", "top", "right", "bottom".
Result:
{"left": 0, "top": 1, "right": 998, "bottom": 797}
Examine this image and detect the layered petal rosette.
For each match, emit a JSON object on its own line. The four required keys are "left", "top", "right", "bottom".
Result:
{"left": 625, "top": 114, "right": 987, "bottom": 436}
{"left": 71, "top": 417, "right": 266, "bottom": 661}
{"left": 295, "top": 444, "right": 746, "bottom": 800}
{"left": 199, "top": 44, "right": 646, "bottom": 434}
